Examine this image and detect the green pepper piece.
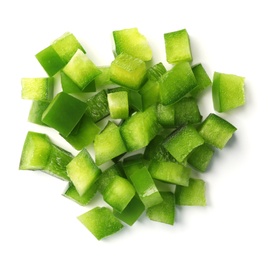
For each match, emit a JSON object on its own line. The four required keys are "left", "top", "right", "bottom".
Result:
{"left": 108, "top": 91, "right": 129, "bottom": 119}
{"left": 42, "top": 92, "right": 88, "bottom": 137}
{"left": 28, "top": 100, "right": 50, "bottom": 126}
{"left": 77, "top": 207, "right": 123, "bottom": 240}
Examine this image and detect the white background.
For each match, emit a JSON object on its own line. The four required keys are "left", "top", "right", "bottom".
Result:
{"left": 1, "top": 1, "right": 269, "bottom": 259}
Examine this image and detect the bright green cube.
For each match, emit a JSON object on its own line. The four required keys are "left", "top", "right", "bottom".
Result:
{"left": 66, "top": 149, "right": 101, "bottom": 196}
{"left": 108, "top": 91, "right": 129, "bottom": 119}
{"left": 28, "top": 100, "right": 50, "bottom": 126}
{"left": 21, "top": 77, "right": 54, "bottom": 101}
{"left": 212, "top": 72, "right": 245, "bottom": 112}
{"left": 175, "top": 178, "right": 206, "bottom": 206}
{"left": 62, "top": 49, "right": 101, "bottom": 91}
{"left": 110, "top": 52, "right": 147, "bottom": 90}
{"left": 198, "top": 113, "right": 237, "bottom": 149}
{"left": 164, "top": 29, "right": 192, "bottom": 64}
{"left": 77, "top": 207, "right": 123, "bottom": 240}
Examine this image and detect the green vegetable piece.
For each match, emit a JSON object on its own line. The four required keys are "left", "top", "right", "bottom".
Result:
{"left": 62, "top": 49, "right": 101, "bottom": 91}
{"left": 28, "top": 100, "right": 50, "bottom": 126}
{"left": 163, "top": 125, "right": 204, "bottom": 163}
{"left": 156, "top": 103, "right": 175, "bottom": 128}
{"left": 148, "top": 160, "right": 190, "bottom": 186}
{"left": 86, "top": 89, "right": 110, "bottom": 122}
{"left": 94, "top": 121, "right": 127, "bottom": 166}
{"left": 108, "top": 91, "right": 129, "bottom": 119}
{"left": 190, "top": 63, "right": 212, "bottom": 97}
{"left": 113, "top": 196, "right": 145, "bottom": 226}
{"left": 187, "top": 144, "right": 215, "bottom": 172}
{"left": 95, "top": 66, "right": 113, "bottom": 88}
{"left": 139, "top": 80, "right": 160, "bottom": 110}
{"left": 174, "top": 97, "right": 202, "bottom": 126}
{"left": 77, "top": 207, "right": 123, "bottom": 240}
{"left": 103, "top": 175, "right": 135, "bottom": 213}
{"left": 147, "top": 62, "right": 167, "bottom": 81}
{"left": 61, "top": 114, "right": 100, "bottom": 150}
{"left": 159, "top": 62, "right": 197, "bottom": 105}
{"left": 164, "top": 29, "right": 192, "bottom": 64}
{"left": 42, "top": 92, "right": 88, "bottom": 137}
{"left": 113, "top": 27, "right": 152, "bottom": 61}
{"left": 97, "top": 163, "right": 125, "bottom": 194}
{"left": 63, "top": 182, "right": 98, "bottom": 206}
{"left": 51, "top": 32, "right": 86, "bottom": 64}
{"left": 144, "top": 135, "right": 176, "bottom": 162}
{"left": 129, "top": 166, "right": 163, "bottom": 208}
{"left": 146, "top": 191, "right": 175, "bottom": 225}
{"left": 35, "top": 45, "right": 66, "bottom": 77}
{"left": 21, "top": 77, "right": 54, "bottom": 101}
{"left": 175, "top": 178, "right": 206, "bottom": 206}
{"left": 110, "top": 52, "right": 147, "bottom": 90}
{"left": 66, "top": 149, "right": 101, "bottom": 196}
{"left": 122, "top": 154, "right": 146, "bottom": 180}
{"left": 19, "top": 131, "right": 73, "bottom": 181}
{"left": 198, "top": 113, "right": 237, "bottom": 149}
{"left": 212, "top": 72, "right": 245, "bottom": 112}
{"left": 120, "top": 105, "right": 161, "bottom": 152}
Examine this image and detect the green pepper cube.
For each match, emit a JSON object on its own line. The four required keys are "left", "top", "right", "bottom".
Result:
{"left": 28, "top": 100, "right": 50, "bottom": 126}
{"left": 108, "top": 91, "right": 129, "bottom": 119}
{"left": 122, "top": 154, "right": 146, "bottom": 180}
{"left": 21, "top": 77, "right": 54, "bottom": 101}
{"left": 129, "top": 166, "right": 163, "bottom": 208}
{"left": 212, "top": 72, "right": 245, "bottom": 112}
{"left": 42, "top": 92, "right": 87, "bottom": 137}
{"left": 157, "top": 103, "right": 175, "bottom": 128}
{"left": 198, "top": 113, "right": 237, "bottom": 149}
{"left": 163, "top": 125, "right": 204, "bottom": 163}
{"left": 103, "top": 175, "right": 135, "bottom": 213}
{"left": 120, "top": 105, "right": 161, "bottom": 152}
{"left": 86, "top": 89, "right": 110, "bottom": 122}
{"left": 146, "top": 191, "right": 175, "bottom": 225}
{"left": 94, "top": 121, "right": 127, "bottom": 166}
{"left": 190, "top": 63, "right": 212, "bottom": 97}
{"left": 77, "top": 207, "right": 123, "bottom": 240}
{"left": 187, "top": 144, "right": 215, "bottom": 172}
{"left": 159, "top": 62, "right": 197, "bottom": 105}
{"left": 147, "top": 62, "right": 167, "bottom": 81}
{"left": 148, "top": 160, "right": 190, "bottom": 186}
{"left": 164, "top": 29, "right": 192, "bottom": 64}
{"left": 61, "top": 114, "right": 100, "bottom": 150}
{"left": 175, "top": 178, "right": 206, "bottom": 206}
{"left": 113, "top": 196, "right": 145, "bottom": 226}
{"left": 113, "top": 27, "right": 152, "bottom": 61}
{"left": 110, "top": 52, "right": 147, "bottom": 90}
{"left": 94, "top": 66, "right": 113, "bottom": 88}
{"left": 62, "top": 49, "right": 101, "bottom": 91}
{"left": 63, "top": 182, "right": 98, "bottom": 206}
{"left": 140, "top": 80, "right": 160, "bottom": 110}
{"left": 51, "top": 32, "right": 86, "bottom": 64}
{"left": 35, "top": 46, "right": 66, "bottom": 77}
{"left": 66, "top": 149, "right": 101, "bottom": 196}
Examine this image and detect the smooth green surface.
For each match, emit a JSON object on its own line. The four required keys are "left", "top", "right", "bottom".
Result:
{"left": 21, "top": 77, "right": 54, "bottom": 101}
{"left": 67, "top": 149, "right": 101, "bottom": 196}
{"left": 146, "top": 191, "right": 175, "bottom": 225}
{"left": 113, "top": 27, "right": 152, "bottom": 61}
{"left": 28, "top": 100, "right": 50, "bottom": 126}
{"left": 110, "top": 52, "right": 147, "bottom": 90}
{"left": 108, "top": 91, "right": 129, "bottom": 119}
{"left": 163, "top": 125, "right": 204, "bottom": 163}
{"left": 159, "top": 61, "right": 197, "bottom": 105}
{"left": 42, "top": 92, "right": 88, "bottom": 137}
{"left": 175, "top": 178, "right": 206, "bottom": 206}
{"left": 198, "top": 113, "right": 237, "bottom": 149}
{"left": 164, "top": 29, "right": 192, "bottom": 64}
{"left": 77, "top": 207, "right": 123, "bottom": 240}
{"left": 212, "top": 72, "right": 245, "bottom": 112}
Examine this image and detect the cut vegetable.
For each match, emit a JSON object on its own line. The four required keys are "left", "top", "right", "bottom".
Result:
{"left": 28, "top": 100, "right": 50, "bottom": 126}
{"left": 77, "top": 207, "right": 123, "bottom": 240}
{"left": 107, "top": 91, "right": 129, "bottom": 119}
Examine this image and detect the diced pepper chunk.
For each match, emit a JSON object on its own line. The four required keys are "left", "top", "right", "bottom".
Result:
{"left": 197, "top": 113, "right": 237, "bottom": 149}
{"left": 212, "top": 72, "right": 245, "bottom": 112}
{"left": 113, "top": 27, "right": 152, "bottom": 61}
{"left": 175, "top": 178, "right": 206, "bottom": 206}
{"left": 77, "top": 207, "right": 123, "bottom": 240}
{"left": 164, "top": 29, "right": 192, "bottom": 64}
{"left": 163, "top": 125, "right": 204, "bottom": 163}
{"left": 28, "top": 100, "right": 50, "bottom": 126}
{"left": 66, "top": 149, "right": 101, "bottom": 196}
{"left": 108, "top": 91, "right": 129, "bottom": 119}
{"left": 21, "top": 77, "right": 54, "bottom": 101}
{"left": 42, "top": 92, "right": 88, "bottom": 137}
{"left": 146, "top": 191, "right": 175, "bottom": 225}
